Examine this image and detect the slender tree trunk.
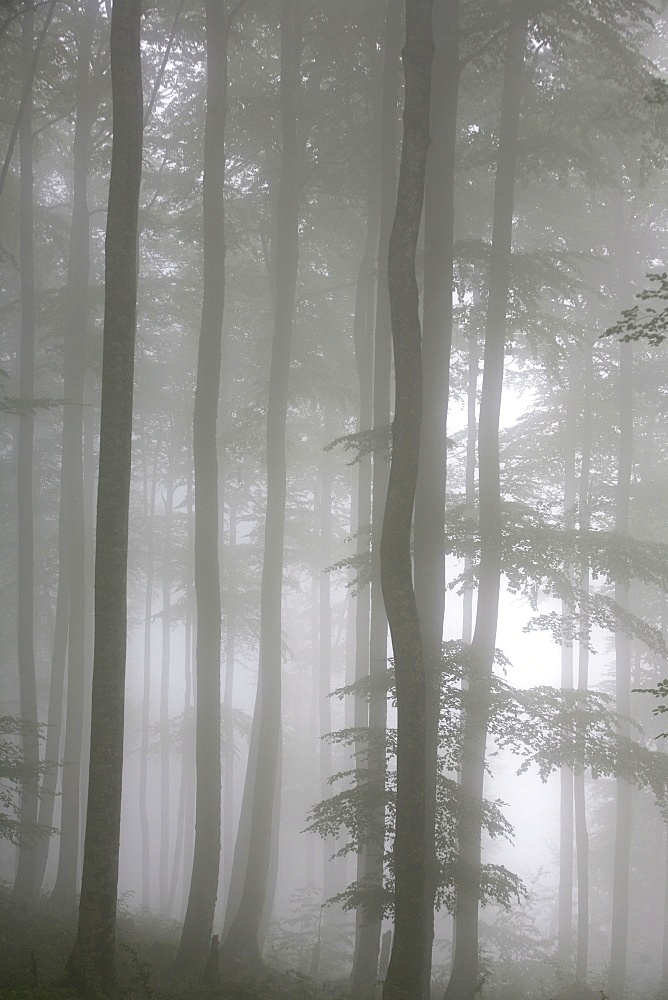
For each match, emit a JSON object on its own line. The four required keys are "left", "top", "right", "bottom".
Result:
{"left": 167, "top": 589, "right": 194, "bottom": 916}
{"left": 608, "top": 178, "right": 634, "bottom": 1000}
{"left": 319, "top": 409, "right": 336, "bottom": 906}
{"left": 574, "top": 341, "right": 593, "bottom": 985}
{"left": 351, "top": 3, "right": 402, "bottom": 992}
{"left": 380, "top": 2, "right": 434, "bottom": 997}
{"left": 663, "top": 825, "right": 668, "bottom": 987}
{"left": 47, "top": 0, "right": 97, "bottom": 909}
{"left": 444, "top": 22, "right": 525, "bottom": 1000}
{"left": 13, "top": 2, "right": 40, "bottom": 905}
{"left": 139, "top": 430, "right": 161, "bottom": 911}
{"left": 64, "top": 0, "right": 143, "bottom": 987}
{"left": 413, "top": 3, "right": 459, "bottom": 992}
{"left": 175, "top": 0, "right": 232, "bottom": 978}
{"left": 159, "top": 441, "right": 175, "bottom": 916}
{"left": 220, "top": 1, "right": 301, "bottom": 971}
{"left": 348, "top": 29, "right": 380, "bottom": 989}
{"left": 557, "top": 366, "right": 578, "bottom": 974}
{"left": 222, "top": 496, "right": 238, "bottom": 898}
{"left": 462, "top": 332, "right": 477, "bottom": 644}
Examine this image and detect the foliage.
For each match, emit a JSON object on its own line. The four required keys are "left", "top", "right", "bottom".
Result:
{"left": 0, "top": 717, "right": 54, "bottom": 844}
{"left": 603, "top": 272, "right": 668, "bottom": 346}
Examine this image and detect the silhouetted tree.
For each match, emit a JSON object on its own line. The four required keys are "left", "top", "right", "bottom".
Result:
{"left": 65, "top": 0, "right": 143, "bottom": 989}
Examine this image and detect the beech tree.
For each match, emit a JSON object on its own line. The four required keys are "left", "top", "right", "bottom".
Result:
{"left": 380, "top": 0, "right": 434, "bottom": 997}
{"left": 65, "top": 0, "right": 143, "bottom": 989}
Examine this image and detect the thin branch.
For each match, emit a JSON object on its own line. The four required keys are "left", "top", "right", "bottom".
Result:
{"left": 143, "top": 0, "right": 186, "bottom": 127}
{"left": 0, "top": 0, "right": 57, "bottom": 200}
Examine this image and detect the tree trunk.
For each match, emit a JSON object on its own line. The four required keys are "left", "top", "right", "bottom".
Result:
{"left": 380, "top": 2, "right": 434, "bottom": 997}
{"left": 574, "top": 340, "right": 593, "bottom": 984}
{"left": 413, "top": 2, "right": 459, "bottom": 992}
{"left": 64, "top": 0, "right": 143, "bottom": 987}
{"left": 608, "top": 177, "right": 634, "bottom": 1000}
{"left": 319, "top": 408, "right": 336, "bottom": 905}
{"left": 351, "top": 3, "right": 402, "bottom": 993}
{"left": 159, "top": 440, "right": 175, "bottom": 916}
{"left": 557, "top": 365, "right": 579, "bottom": 974}
{"left": 13, "top": 1, "right": 40, "bottom": 905}
{"left": 462, "top": 331, "right": 477, "bottom": 644}
{"left": 175, "top": 0, "right": 231, "bottom": 977}
{"left": 444, "top": 21, "right": 525, "bottom": 1000}
{"left": 222, "top": 496, "right": 238, "bottom": 898}
{"left": 139, "top": 430, "right": 161, "bottom": 911}
{"left": 219, "top": 0, "right": 301, "bottom": 971}
{"left": 48, "top": 0, "right": 97, "bottom": 912}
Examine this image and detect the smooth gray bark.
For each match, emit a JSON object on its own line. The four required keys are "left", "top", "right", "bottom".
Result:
{"left": 175, "top": 0, "right": 233, "bottom": 977}
{"left": 48, "top": 0, "right": 97, "bottom": 910}
{"left": 351, "top": 3, "right": 402, "bottom": 992}
{"left": 413, "top": 2, "right": 459, "bottom": 991}
{"left": 220, "top": 0, "right": 301, "bottom": 970}
{"left": 13, "top": 2, "right": 40, "bottom": 905}
{"left": 380, "top": 0, "right": 434, "bottom": 996}
{"left": 65, "top": 0, "right": 143, "bottom": 987}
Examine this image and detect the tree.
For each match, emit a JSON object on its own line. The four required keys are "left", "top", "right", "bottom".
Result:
{"left": 350, "top": 2, "right": 402, "bottom": 993}
{"left": 47, "top": 0, "right": 98, "bottom": 911}
{"left": 64, "top": 0, "right": 143, "bottom": 989}
{"left": 174, "top": 0, "right": 241, "bottom": 978}
{"left": 12, "top": 0, "right": 41, "bottom": 906}
{"left": 380, "top": 0, "right": 434, "bottom": 997}
{"left": 445, "top": 17, "right": 526, "bottom": 1000}
{"left": 413, "top": 0, "right": 460, "bottom": 990}
{"left": 220, "top": 0, "right": 302, "bottom": 971}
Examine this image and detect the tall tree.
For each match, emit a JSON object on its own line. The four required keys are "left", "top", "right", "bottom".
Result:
{"left": 413, "top": 0, "right": 460, "bottom": 990}
{"left": 12, "top": 0, "right": 40, "bottom": 905}
{"left": 350, "top": 3, "right": 402, "bottom": 992}
{"left": 65, "top": 0, "right": 143, "bottom": 988}
{"left": 380, "top": 0, "right": 434, "bottom": 996}
{"left": 174, "top": 0, "right": 238, "bottom": 978}
{"left": 608, "top": 185, "right": 635, "bottom": 1000}
{"left": 445, "top": 19, "right": 526, "bottom": 1000}
{"left": 220, "top": 0, "right": 302, "bottom": 971}
{"left": 48, "top": 0, "right": 98, "bottom": 911}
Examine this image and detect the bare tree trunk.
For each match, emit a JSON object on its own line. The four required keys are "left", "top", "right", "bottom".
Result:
{"left": 557, "top": 366, "right": 579, "bottom": 974}
{"left": 220, "top": 0, "right": 301, "bottom": 971}
{"left": 175, "top": 0, "right": 233, "bottom": 977}
{"left": 13, "top": 1, "right": 40, "bottom": 905}
{"left": 319, "top": 408, "right": 336, "bottom": 906}
{"left": 139, "top": 430, "right": 161, "bottom": 911}
{"left": 159, "top": 439, "right": 175, "bottom": 916}
{"left": 445, "top": 22, "right": 525, "bottom": 1000}
{"left": 222, "top": 496, "right": 238, "bottom": 898}
{"left": 608, "top": 177, "right": 634, "bottom": 1000}
{"left": 65, "top": 0, "right": 143, "bottom": 987}
{"left": 351, "top": 4, "right": 402, "bottom": 992}
{"left": 574, "top": 341, "right": 593, "bottom": 985}
{"left": 413, "top": 2, "right": 459, "bottom": 991}
{"left": 47, "top": 0, "right": 97, "bottom": 912}
{"left": 462, "top": 332, "right": 477, "bottom": 644}
{"left": 380, "top": 1, "right": 434, "bottom": 996}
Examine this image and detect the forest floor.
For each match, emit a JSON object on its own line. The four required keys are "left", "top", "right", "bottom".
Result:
{"left": 0, "top": 888, "right": 352, "bottom": 1000}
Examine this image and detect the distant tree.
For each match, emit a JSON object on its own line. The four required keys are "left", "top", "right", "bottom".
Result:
{"left": 64, "top": 0, "right": 143, "bottom": 990}
{"left": 174, "top": 0, "right": 241, "bottom": 979}
{"left": 47, "top": 0, "right": 98, "bottom": 911}
{"left": 12, "top": 0, "right": 40, "bottom": 906}
{"left": 220, "top": 0, "right": 302, "bottom": 972}
{"left": 445, "top": 18, "right": 526, "bottom": 1000}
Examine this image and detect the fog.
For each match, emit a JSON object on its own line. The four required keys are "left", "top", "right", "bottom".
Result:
{"left": 1, "top": 1, "right": 668, "bottom": 999}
